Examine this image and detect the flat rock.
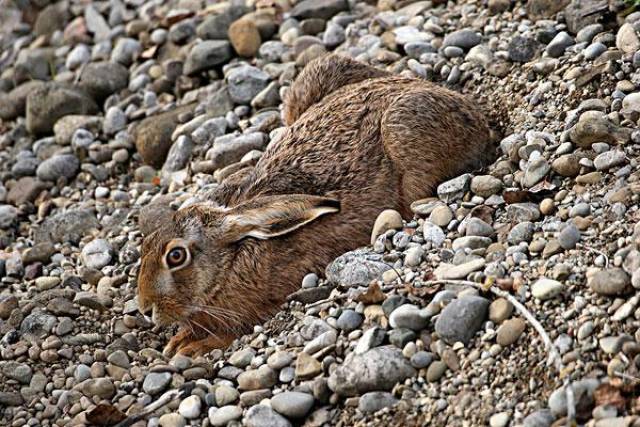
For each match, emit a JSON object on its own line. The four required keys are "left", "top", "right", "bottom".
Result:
{"left": 325, "top": 249, "right": 391, "bottom": 287}
{"left": 26, "top": 84, "right": 98, "bottom": 135}
{"left": 328, "top": 346, "right": 416, "bottom": 396}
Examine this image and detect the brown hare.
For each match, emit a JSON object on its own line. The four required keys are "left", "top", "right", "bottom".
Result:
{"left": 137, "top": 53, "right": 493, "bottom": 356}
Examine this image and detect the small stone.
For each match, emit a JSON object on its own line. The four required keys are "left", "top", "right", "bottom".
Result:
{"left": 227, "top": 65, "right": 270, "bottom": 104}
{"left": 237, "top": 366, "right": 277, "bottom": 391}
{"left": 103, "top": 106, "right": 127, "bottom": 136}
{"left": 557, "top": 224, "right": 580, "bottom": 250}
{"left": 442, "top": 29, "right": 481, "bottom": 49}
{"left": 228, "top": 19, "right": 261, "bottom": 57}
{"left": 389, "top": 304, "right": 430, "bottom": 331}
{"left": 178, "top": 395, "right": 201, "bottom": 419}
{"left": 209, "top": 406, "right": 242, "bottom": 426}
{"left": 593, "top": 150, "right": 626, "bottom": 171}
{"left": 295, "top": 353, "right": 322, "bottom": 379}
{"left": 158, "top": 413, "right": 186, "bottom": 427}
{"left": 489, "top": 298, "right": 513, "bottom": 323}
{"left": 327, "top": 346, "right": 416, "bottom": 396}
{"left": 271, "top": 391, "right": 314, "bottom": 418}
{"left": 435, "top": 296, "right": 489, "bottom": 345}
{"left": 0, "top": 295, "right": 18, "bottom": 319}
{"left": 143, "top": 372, "right": 172, "bottom": 395}
{"left": 552, "top": 154, "right": 580, "bottom": 177}
{"left": 244, "top": 405, "right": 292, "bottom": 427}
{"left": 429, "top": 205, "right": 453, "bottom": 227}
{"left": 490, "top": 412, "right": 511, "bottom": 427}
{"left": 290, "top": 0, "right": 349, "bottom": 20}
{"left": 508, "top": 36, "right": 538, "bottom": 62}
{"left": 437, "top": 174, "right": 471, "bottom": 202}
{"left": 617, "top": 23, "right": 640, "bottom": 55}
{"left": 531, "top": 278, "right": 564, "bottom": 300}
{"left": 470, "top": 175, "right": 503, "bottom": 197}
{"left": 426, "top": 360, "right": 447, "bottom": 382}
{"left": 81, "top": 239, "right": 113, "bottom": 269}
{"left": 588, "top": 269, "right": 630, "bottom": 296}
{"left": 410, "top": 351, "right": 433, "bottom": 369}
{"left": 336, "top": 310, "right": 363, "bottom": 332}
{"left": 215, "top": 385, "right": 239, "bottom": 406}
{"left": 371, "top": 210, "right": 403, "bottom": 244}
{"left": 111, "top": 38, "right": 141, "bottom": 65}
{"left": 36, "top": 154, "right": 80, "bottom": 181}
{"left": 546, "top": 31, "right": 574, "bottom": 57}
{"left": 496, "top": 318, "right": 526, "bottom": 346}
{"left": 508, "top": 222, "right": 535, "bottom": 244}
{"left": 184, "top": 41, "right": 233, "bottom": 76}
{"left": 358, "top": 391, "right": 398, "bottom": 413}
{"left": 325, "top": 249, "right": 391, "bottom": 287}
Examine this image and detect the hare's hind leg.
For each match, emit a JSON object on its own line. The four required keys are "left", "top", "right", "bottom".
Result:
{"left": 381, "top": 89, "right": 492, "bottom": 215}
{"left": 283, "top": 53, "right": 390, "bottom": 125}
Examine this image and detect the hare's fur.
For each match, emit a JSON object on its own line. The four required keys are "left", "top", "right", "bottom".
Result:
{"left": 138, "top": 54, "right": 493, "bottom": 356}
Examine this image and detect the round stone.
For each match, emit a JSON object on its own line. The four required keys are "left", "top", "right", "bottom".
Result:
{"left": 271, "top": 391, "right": 314, "bottom": 418}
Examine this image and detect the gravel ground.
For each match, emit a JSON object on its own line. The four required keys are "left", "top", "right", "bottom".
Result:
{"left": 1, "top": 0, "right": 640, "bottom": 426}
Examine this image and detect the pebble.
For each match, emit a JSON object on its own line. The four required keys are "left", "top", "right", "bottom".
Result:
{"left": 358, "top": 391, "right": 398, "bottom": 413}
{"left": 244, "top": 405, "right": 292, "bottom": 427}
{"left": 496, "top": 318, "right": 525, "bottom": 346}
{"left": 143, "top": 372, "right": 172, "bottom": 395}
{"left": 371, "top": 209, "right": 403, "bottom": 244}
{"left": 209, "top": 406, "right": 242, "bottom": 426}
{"left": 328, "top": 346, "right": 415, "bottom": 396}
{"left": 588, "top": 269, "right": 630, "bottom": 296}
{"left": 531, "top": 278, "right": 564, "bottom": 300}
{"left": 435, "top": 296, "right": 489, "bottom": 345}
{"left": 271, "top": 391, "right": 314, "bottom": 418}
{"left": 178, "top": 395, "right": 201, "bottom": 419}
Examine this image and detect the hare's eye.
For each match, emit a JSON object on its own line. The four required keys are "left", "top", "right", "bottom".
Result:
{"left": 166, "top": 247, "right": 188, "bottom": 268}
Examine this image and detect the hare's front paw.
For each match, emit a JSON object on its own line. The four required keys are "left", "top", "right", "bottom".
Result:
{"left": 163, "top": 328, "right": 194, "bottom": 357}
{"left": 164, "top": 329, "right": 234, "bottom": 357}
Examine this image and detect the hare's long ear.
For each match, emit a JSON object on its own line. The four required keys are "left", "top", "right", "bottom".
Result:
{"left": 223, "top": 194, "right": 340, "bottom": 241}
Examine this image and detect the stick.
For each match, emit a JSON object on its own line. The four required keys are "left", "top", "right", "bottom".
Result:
{"left": 577, "top": 243, "right": 609, "bottom": 268}
{"left": 423, "top": 279, "right": 562, "bottom": 370}
{"left": 421, "top": 279, "right": 574, "bottom": 426}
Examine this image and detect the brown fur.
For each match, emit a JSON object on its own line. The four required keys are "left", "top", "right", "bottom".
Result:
{"left": 138, "top": 54, "right": 494, "bottom": 356}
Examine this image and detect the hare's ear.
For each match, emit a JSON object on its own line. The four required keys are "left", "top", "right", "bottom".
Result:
{"left": 223, "top": 194, "right": 340, "bottom": 241}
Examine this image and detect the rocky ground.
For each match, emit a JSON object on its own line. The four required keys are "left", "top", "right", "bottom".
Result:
{"left": 1, "top": 0, "right": 640, "bottom": 425}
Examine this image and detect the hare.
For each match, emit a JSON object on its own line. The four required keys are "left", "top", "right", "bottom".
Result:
{"left": 137, "top": 54, "right": 494, "bottom": 356}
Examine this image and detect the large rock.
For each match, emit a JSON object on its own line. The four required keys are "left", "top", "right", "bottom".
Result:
{"left": 26, "top": 84, "right": 98, "bottom": 135}
{"left": 569, "top": 111, "right": 630, "bottom": 147}
{"left": 184, "top": 41, "right": 233, "bottom": 76}
{"left": 290, "top": 0, "right": 349, "bottom": 20}
{"left": 328, "top": 346, "right": 416, "bottom": 396}
{"left": 35, "top": 209, "right": 99, "bottom": 244}
{"left": 564, "top": 0, "right": 607, "bottom": 34}
{"left": 205, "top": 133, "right": 266, "bottom": 171}
{"left": 34, "top": 1, "right": 70, "bottom": 38}
{"left": 435, "top": 296, "right": 489, "bottom": 345}
{"left": 14, "top": 48, "right": 55, "bottom": 82}
{"left": 526, "top": 0, "right": 569, "bottom": 20}
{"left": 134, "top": 103, "right": 195, "bottom": 168}
{"left": 78, "top": 61, "right": 129, "bottom": 102}
{"left": 0, "top": 80, "right": 46, "bottom": 121}
{"left": 196, "top": 7, "right": 247, "bottom": 40}
{"left": 325, "top": 249, "right": 391, "bottom": 287}
{"left": 227, "top": 65, "right": 270, "bottom": 104}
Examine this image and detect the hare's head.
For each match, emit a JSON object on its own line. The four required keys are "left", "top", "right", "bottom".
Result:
{"left": 137, "top": 194, "right": 340, "bottom": 330}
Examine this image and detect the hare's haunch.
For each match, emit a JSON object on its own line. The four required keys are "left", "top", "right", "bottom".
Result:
{"left": 138, "top": 54, "right": 494, "bottom": 356}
